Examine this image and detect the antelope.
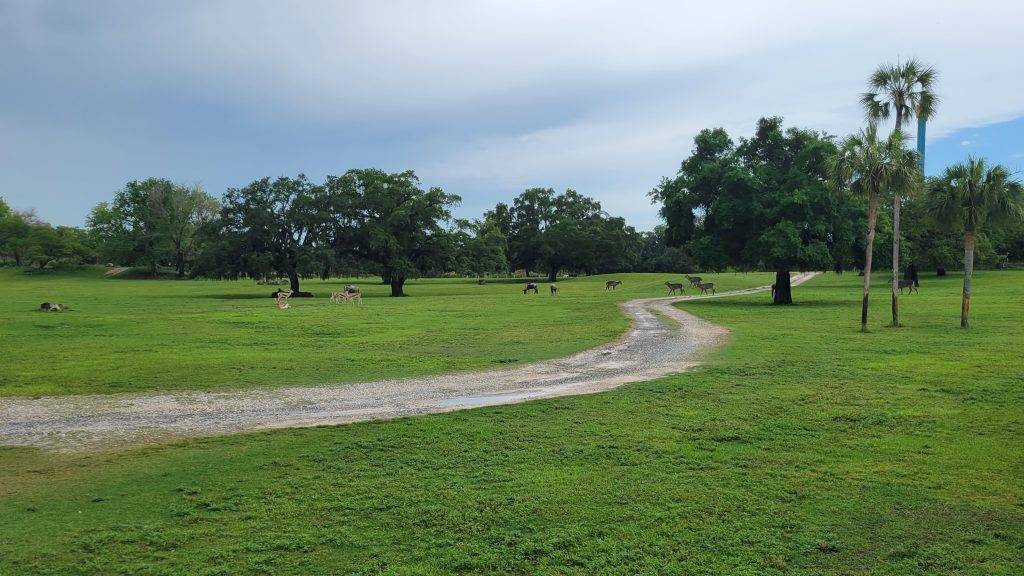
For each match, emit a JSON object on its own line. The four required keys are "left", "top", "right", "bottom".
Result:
{"left": 331, "top": 291, "right": 362, "bottom": 304}
{"left": 684, "top": 274, "right": 702, "bottom": 287}
{"left": 605, "top": 280, "right": 622, "bottom": 290}
{"left": 550, "top": 284, "right": 559, "bottom": 296}
{"left": 523, "top": 282, "right": 539, "bottom": 294}
{"left": 665, "top": 281, "right": 685, "bottom": 295}
{"left": 275, "top": 290, "right": 293, "bottom": 309}
{"left": 697, "top": 282, "right": 715, "bottom": 295}
{"left": 898, "top": 279, "right": 919, "bottom": 294}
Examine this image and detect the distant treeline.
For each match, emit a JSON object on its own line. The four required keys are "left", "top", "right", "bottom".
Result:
{"left": 0, "top": 170, "right": 687, "bottom": 296}
{"left": 2, "top": 123, "right": 1021, "bottom": 297}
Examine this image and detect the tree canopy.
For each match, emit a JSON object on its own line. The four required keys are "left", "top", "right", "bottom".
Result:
{"left": 653, "top": 117, "right": 859, "bottom": 303}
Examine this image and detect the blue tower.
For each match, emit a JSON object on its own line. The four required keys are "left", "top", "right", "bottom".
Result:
{"left": 917, "top": 116, "right": 927, "bottom": 173}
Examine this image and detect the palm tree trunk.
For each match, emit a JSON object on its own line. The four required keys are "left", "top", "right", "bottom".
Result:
{"left": 961, "top": 230, "right": 975, "bottom": 328}
{"left": 890, "top": 109, "right": 904, "bottom": 328}
{"left": 861, "top": 194, "right": 879, "bottom": 332}
{"left": 890, "top": 193, "right": 901, "bottom": 327}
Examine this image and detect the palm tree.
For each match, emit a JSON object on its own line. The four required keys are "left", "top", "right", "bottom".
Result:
{"left": 926, "top": 158, "right": 1023, "bottom": 327}
{"left": 861, "top": 59, "right": 938, "bottom": 327}
{"left": 830, "top": 124, "right": 921, "bottom": 332}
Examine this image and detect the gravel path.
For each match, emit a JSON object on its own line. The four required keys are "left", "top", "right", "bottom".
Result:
{"left": 1, "top": 273, "right": 818, "bottom": 450}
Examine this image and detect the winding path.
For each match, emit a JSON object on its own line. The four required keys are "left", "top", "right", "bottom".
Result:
{"left": 1, "top": 273, "right": 818, "bottom": 450}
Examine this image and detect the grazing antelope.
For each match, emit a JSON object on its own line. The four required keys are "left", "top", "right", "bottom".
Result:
{"left": 331, "top": 284, "right": 362, "bottom": 304}
{"left": 275, "top": 290, "right": 293, "bottom": 309}
{"left": 550, "top": 284, "right": 559, "bottom": 296}
{"left": 605, "top": 280, "right": 622, "bottom": 290}
{"left": 523, "top": 282, "right": 539, "bottom": 294}
{"left": 331, "top": 291, "right": 363, "bottom": 304}
{"left": 684, "top": 274, "right": 703, "bottom": 287}
{"left": 697, "top": 282, "right": 715, "bottom": 295}
{"left": 665, "top": 281, "right": 685, "bottom": 295}
{"left": 898, "top": 279, "right": 919, "bottom": 294}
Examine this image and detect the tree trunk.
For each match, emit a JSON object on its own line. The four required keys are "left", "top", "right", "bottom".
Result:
{"left": 772, "top": 270, "right": 792, "bottom": 305}
{"left": 547, "top": 267, "right": 558, "bottom": 282}
{"left": 890, "top": 192, "right": 901, "bottom": 327}
{"left": 961, "top": 231, "right": 975, "bottom": 328}
{"left": 861, "top": 194, "right": 879, "bottom": 332}
{"left": 288, "top": 269, "right": 300, "bottom": 293}
{"left": 175, "top": 253, "right": 186, "bottom": 278}
{"left": 390, "top": 276, "right": 406, "bottom": 297}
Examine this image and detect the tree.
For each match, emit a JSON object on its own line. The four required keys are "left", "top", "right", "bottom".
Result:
{"left": 507, "top": 188, "right": 554, "bottom": 275}
{"left": 212, "top": 175, "right": 334, "bottom": 294}
{"left": 86, "top": 202, "right": 134, "bottom": 265}
{"left": 926, "top": 158, "right": 1023, "bottom": 327}
{"left": 639, "top": 226, "right": 695, "bottom": 273}
{"left": 328, "top": 169, "right": 460, "bottom": 297}
{"left": 159, "top": 184, "right": 220, "bottom": 277}
{"left": 830, "top": 124, "right": 920, "bottom": 331}
{"left": 0, "top": 204, "right": 32, "bottom": 266}
{"left": 862, "top": 59, "right": 937, "bottom": 326}
{"left": 25, "top": 225, "right": 91, "bottom": 269}
{"left": 656, "top": 117, "right": 853, "bottom": 304}
{"left": 453, "top": 219, "right": 508, "bottom": 279}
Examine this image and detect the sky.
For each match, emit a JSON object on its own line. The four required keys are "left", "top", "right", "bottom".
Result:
{"left": 2, "top": 0, "right": 1023, "bottom": 231}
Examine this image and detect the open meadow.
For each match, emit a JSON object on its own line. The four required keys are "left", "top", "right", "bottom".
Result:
{"left": 1, "top": 270, "right": 1021, "bottom": 574}
{"left": 0, "top": 267, "right": 774, "bottom": 396}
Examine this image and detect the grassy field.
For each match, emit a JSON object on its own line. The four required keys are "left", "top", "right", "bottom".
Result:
{"left": 1, "top": 270, "right": 1022, "bottom": 574}
{"left": 0, "top": 267, "right": 773, "bottom": 396}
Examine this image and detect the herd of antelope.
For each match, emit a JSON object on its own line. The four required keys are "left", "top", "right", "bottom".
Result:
{"left": 274, "top": 273, "right": 727, "bottom": 309}
{"left": 518, "top": 274, "right": 717, "bottom": 297}
{"left": 273, "top": 284, "right": 362, "bottom": 309}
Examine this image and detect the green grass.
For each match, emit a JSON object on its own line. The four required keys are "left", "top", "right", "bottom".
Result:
{"left": 1, "top": 270, "right": 1022, "bottom": 574}
{"left": 0, "top": 267, "right": 773, "bottom": 396}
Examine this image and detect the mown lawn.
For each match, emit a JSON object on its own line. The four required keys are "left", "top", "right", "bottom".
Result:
{"left": 0, "top": 267, "right": 772, "bottom": 396}
{"left": 0, "top": 271, "right": 1021, "bottom": 575}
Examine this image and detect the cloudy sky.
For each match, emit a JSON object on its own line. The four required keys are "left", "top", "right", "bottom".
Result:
{"left": 2, "top": 0, "right": 1023, "bottom": 230}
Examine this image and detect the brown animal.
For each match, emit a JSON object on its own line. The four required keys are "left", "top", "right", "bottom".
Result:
{"left": 274, "top": 290, "right": 293, "bottom": 309}
{"left": 332, "top": 291, "right": 362, "bottom": 304}
{"left": 665, "top": 281, "right": 685, "bottom": 295}
{"left": 697, "top": 282, "right": 715, "bottom": 295}
{"left": 605, "top": 280, "right": 622, "bottom": 290}
{"left": 685, "top": 274, "right": 702, "bottom": 287}
{"left": 898, "top": 279, "right": 919, "bottom": 294}
{"left": 550, "top": 284, "right": 559, "bottom": 296}
{"left": 523, "top": 282, "right": 539, "bottom": 294}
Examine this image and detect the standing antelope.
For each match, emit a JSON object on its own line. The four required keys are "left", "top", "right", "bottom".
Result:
{"left": 605, "top": 280, "right": 622, "bottom": 290}
{"left": 685, "top": 274, "right": 703, "bottom": 287}
{"left": 550, "top": 284, "right": 559, "bottom": 296}
{"left": 523, "top": 282, "right": 539, "bottom": 294}
{"left": 665, "top": 281, "right": 685, "bottom": 295}
{"left": 898, "top": 279, "right": 918, "bottom": 294}
{"left": 697, "top": 282, "right": 715, "bottom": 295}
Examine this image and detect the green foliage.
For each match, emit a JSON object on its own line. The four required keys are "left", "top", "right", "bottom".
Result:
{"left": 0, "top": 201, "right": 91, "bottom": 269}
{"left": 655, "top": 117, "right": 857, "bottom": 293}
{"left": 204, "top": 175, "right": 335, "bottom": 292}
{"left": 3, "top": 272, "right": 1023, "bottom": 574}
{"left": 500, "top": 188, "right": 642, "bottom": 280}
{"left": 861, "top": 58, "right": 938, "bottom": 129}
{"left": 328, "top": 169, "right": 461, "bottom": 296}
{"left": 926, "top": 158, "right": 1023, "bottom": 236}
{"left": 87, "top": 179, "right": 219, "bottom": 277}
{"left": 453, "top": 219, "right": 508, "bottom": 277}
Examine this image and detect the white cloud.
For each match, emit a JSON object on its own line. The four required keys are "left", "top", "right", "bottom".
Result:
{"left": 3, "top": 0, "right": 1024, "bottom": 228}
